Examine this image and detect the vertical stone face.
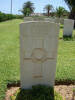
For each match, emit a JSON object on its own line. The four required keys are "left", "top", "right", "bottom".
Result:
{"left": 60, "top": 18, "right": 64, "bottom": 24}
{"left": 63, "top": 19, "right": 74, "bottom": 37}
{"left": 54, "top": 18, "right": 60, "bottom": 23}
{"left": 20, "top": 21, "right": 59, "bottom": 89}
{"left": 54, "top": 18, "right": 64, "bottom": 24}
{"left": 24, "top": 17, "right": 33, "bottom": 21}
{"left": 44, "top": 18, "right": 55, "bottom": 22}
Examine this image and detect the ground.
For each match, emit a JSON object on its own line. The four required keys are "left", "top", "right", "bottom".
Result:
{"left": 5, "top": 85, "right": 75, "bottom": 100}
{"left": 9, "top": 85, "right": 63, "bottom": 100}
{"left": 0, "top": 19, "right": 75, "bottom": 100}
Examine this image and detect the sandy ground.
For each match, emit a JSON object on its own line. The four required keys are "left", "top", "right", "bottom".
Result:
{"left": 55, "top": 85, "right": 75, "bottom": 100}
{"left": 5, "top": 85, "right": 75, "bottom": 100}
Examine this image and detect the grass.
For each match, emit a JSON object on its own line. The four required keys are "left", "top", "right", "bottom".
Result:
{"left": 0, "top": 19, "right": 21, "bottom": 100}
{"left": 10, "top": 85, "right": 63, "bottom": 100}
{"left": 56, "top": 40, "right": 75, "bottom": 82}
{"left": 0, "top": 19, "right": 75, "bottom": 100}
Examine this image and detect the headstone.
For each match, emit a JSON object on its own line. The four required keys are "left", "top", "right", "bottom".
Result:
{"left": 54, "top": 18, "right": 64, "bottom": 24}
{"left": 63, "top": 19, "right": 74, "bottom": 37}
{"left": 33, "top": 17, "right": 44, "bottom": 21}
{"left": 20, "top": 21, "right": 59, "bottom": 89}
{"left": 60, "top": 18, "right": 64, "bottom": 24}
{"left": 54, "top": 18, "right": 60, "bottom": 23}
{"left": 44, "top": 18, "right": 55, "bottom": 22}
{"left": 24, "top": 17, "right": 44, "bottom": 21}
{"left": 24, "top": 17, "right": 33, "bottom": 21}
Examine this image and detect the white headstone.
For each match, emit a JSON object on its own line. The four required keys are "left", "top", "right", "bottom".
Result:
{"left": 33, "top": 17, "right": 44, "bottom": 21}
{"left": 20, "top": 21, "right": 59, "bottom": 89}
{"left": 60, "top": 18, "right": 64, "bottom": 24}
{"left": 63, "top": 19, "right": 74, "bottom": 37}
{"left": 54, "top": 18, "right": 60, "bottom": 23}
{"left": 24, "top": 17, "right": 33, "bottom": 21}
{"left": 44, "top": 18, "right": 55, "bottom": 22}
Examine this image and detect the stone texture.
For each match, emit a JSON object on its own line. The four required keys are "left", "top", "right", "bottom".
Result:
{"left": 20, "top": 21, "right": 59, "bottom": 89}
{"left": 24, "top": 17, "right": 33, "bottom": 21}
{"left": 60, "top": 18, "right": 64, "bottom": 24}
{"left": 44, "top": 18, "right": 64, "bottom": 24}
{"left": 24, "top": 17, "right": 44, "bottom": 21}
{"left": 54, "top": 18, "right": 60, "bottom": 23}
{"left": 33, "top": 17, "right": 44, "bottom": 21}
{"left": 63, "top": 19, "right": 74, "bottom": 37}
{"left": 54, "top": 18, "right": 64, "bottom": 24}
{"left": 44, "top": 18, "right": 55, "bottom": 22}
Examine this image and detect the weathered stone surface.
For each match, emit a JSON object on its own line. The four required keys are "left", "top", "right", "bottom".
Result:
{"left": 33, "top": 17, "right": 44, "bottom": 21}
{"left": 54, "top": 18, "right": 60, "bottom": 23}
{"left": 44, "top": 18, "right": 64, "bottom": 24}
{"left": 63, "top": 19, "right": 74, "bottom": 37}
{"left": 24, "top": 17, "right": 33, "bottom": 21}
{"left": 24, "top": 17, "right": 44, "bottom": 21}
{"left": 20, "top": 21, "right": 59, "bottom": 89}
{"left": 60, "top": 18, "right": 64, "bottom": 24}
{"left": 44, "top": 18, "right": 55, "bottom": 22}
{"left": 54, "top": 18, "right": 64, "bottom": 24}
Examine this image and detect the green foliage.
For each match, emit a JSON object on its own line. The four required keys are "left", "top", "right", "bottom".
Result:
{"left": 64, "top": 0, "right": 75, "bottom": 10}
{"left": 0, "top": 11, "right": 24, "bottom": 22}
{"left": 13, "top": 15, "right": 24, "bottom": 19}
{"left": 11, "top": 85, "right": 63, "bottom": 100}
{"left": 56, "top": 7, "right": 68, "bottom": 18}
{"left": 44, "top": 4, "right": 53, "bottom": 17}
{"left": 21, "top": 1, "right": 34, "bottom": 16}
{"left": 64, "top": 0, "right": 75, "bottom": 23}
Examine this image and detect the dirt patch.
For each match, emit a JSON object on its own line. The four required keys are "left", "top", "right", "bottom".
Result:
{"left": 5, "top": 85, "right": 75, "bottom": 100}
{"left": 5, "top": 87, "right": 19, "bottom": 100}
{"left": 55, "top": 85, "right": 75, "bottom": 100}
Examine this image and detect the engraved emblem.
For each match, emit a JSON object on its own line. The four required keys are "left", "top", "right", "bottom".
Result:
{"left": 31, "top": 48, "right": 47, "bottom": 63}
